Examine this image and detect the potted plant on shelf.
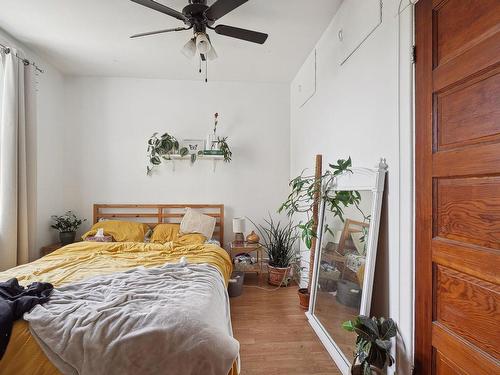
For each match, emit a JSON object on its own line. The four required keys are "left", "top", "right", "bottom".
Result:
{"left": 146, "top": 132, "right": 189, "bottom": 175}
{"left": 342, "top": 315, "right": 398, "bottom": 375}
{"left": 50, "top": 211, "right": 86, "bottom": 245}
{"left": 216, "top": 136, "right": 232, "bottom": 163}
{"left": 252, "top": 216, "right": 298, "bottom": 286}
{"left": 279, "top": 157, "right": 359, "bottom": 308}
{"left": 146, "top": 126, "right": 233, "bottom": 174}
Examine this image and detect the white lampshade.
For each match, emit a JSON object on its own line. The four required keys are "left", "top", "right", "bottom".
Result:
{"left": 181, "top": 38, "right": 196, "bottom": 59}
{"left": 232, "top": 217, "right": 246, "bottom": 233}
{"left": 206, "top": 43, "right": 218, "bottom": 61}
{"left": 196, "top": 33, "right": 211, "bottom": 54}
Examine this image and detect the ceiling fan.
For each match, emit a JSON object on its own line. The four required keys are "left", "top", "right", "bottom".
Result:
{"left": 129, "top": 0, "right": 269, "bottom": 61}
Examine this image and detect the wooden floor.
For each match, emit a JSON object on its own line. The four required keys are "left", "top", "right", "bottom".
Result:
{"left": 230, "top": 274, "right": 341, "bottom": 375}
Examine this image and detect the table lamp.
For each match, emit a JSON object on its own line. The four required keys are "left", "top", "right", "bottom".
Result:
{"left": 232, "top": 217, "right": 246, "bottom": 244}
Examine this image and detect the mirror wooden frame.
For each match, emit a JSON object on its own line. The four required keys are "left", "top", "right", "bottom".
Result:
{"left": 306, "top": 160, "right": 388, "bottom": 374}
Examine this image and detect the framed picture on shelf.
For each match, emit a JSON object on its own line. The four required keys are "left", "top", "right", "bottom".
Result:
{"left": 181, "top": 139, "right": 205, "bottom": 154}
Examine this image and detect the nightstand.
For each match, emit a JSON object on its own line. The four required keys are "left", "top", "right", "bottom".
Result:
{"left": 229, "top": 241, "right": 264, "bottom": 279}
{"left": 40, "top": 243, "right": 63, "bottom": 257}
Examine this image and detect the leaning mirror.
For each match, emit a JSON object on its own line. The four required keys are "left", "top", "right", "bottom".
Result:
{"left": 307, "top": 160, "right": 387, "bottom": 374}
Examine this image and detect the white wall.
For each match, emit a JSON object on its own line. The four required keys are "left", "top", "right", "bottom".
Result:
{"left": 0, "top": 29, "right": 67, "bottom": 260}
{"left": 62, "top": 77, "right": 291, "bottom": 244}
{"left": 35, "top": 63, "right": 67, "bottom": 253}
{"left": 290, "top": 1, "right": 414, "bottom": 373}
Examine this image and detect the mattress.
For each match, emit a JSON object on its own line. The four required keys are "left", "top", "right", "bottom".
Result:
{"left": 0, "top": 239, "right": 238, "bottom": 375}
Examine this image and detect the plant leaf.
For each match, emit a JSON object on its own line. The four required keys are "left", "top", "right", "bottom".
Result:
{"left": 359, "top": 316, "right": 380, "bottom": 337}
{"left": 375, "top": 339, "right": 391, "bottom": 350}
{"left": 363, "top": 362, "right": 372, "bottom": 375}
{"left": 380, "top": 318, "right": 398, "bottom": 340}
{"left": 342, "top": 320, "right": 356, "bottom": 332}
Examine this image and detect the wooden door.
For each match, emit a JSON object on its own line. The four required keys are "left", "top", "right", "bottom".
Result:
{"left": 415, "top": 0, "right": 500, "bottom": 374}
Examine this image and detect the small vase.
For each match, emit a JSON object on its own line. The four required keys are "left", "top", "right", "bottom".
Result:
{"left": 59, "top": 231, "right": 76, "bottom": 246}
{"left": 206, "top": 134, "right": 218, "bottom": 151}
{"left": 246, "top": 231, "right": 260, "bottom": 244}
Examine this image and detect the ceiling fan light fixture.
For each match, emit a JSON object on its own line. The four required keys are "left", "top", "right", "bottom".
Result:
{"left": 206, "top": 43, "right": 218, "bottom": 61}
{"left": 196, "top": 32, "right": 211, "bottom": 54}
{"left": 181, "top": 38, "right": 196, "bottom": 58}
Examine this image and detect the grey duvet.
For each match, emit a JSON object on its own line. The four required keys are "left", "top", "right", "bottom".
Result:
{"left": 24, "top": 261, "right": 239, "bottom": 375}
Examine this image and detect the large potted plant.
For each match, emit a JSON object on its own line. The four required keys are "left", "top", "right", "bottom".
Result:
{"left": 342, "top": 315, "right": 398, "bottom": 375}
{"left": 252, "top": 216, "right": 298, "bottom": 286}
{"left": 279, "top": 157, "right": 359, "bottom": 307}
{"left": 50, "top": 211, "right": 86, "bottom": 245}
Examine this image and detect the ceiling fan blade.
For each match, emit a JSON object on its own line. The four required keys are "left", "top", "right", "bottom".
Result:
{"left": 205, "top": 0, "right": 248, "bottom": 21}
{"left": 214, "top": 25, "right": 268, "bottom": 44}
{"left": 130, "top": 27, "right": 188, "bottom": 39}
{"left": 130, "top": 0, "right": 188, "bottom": 22}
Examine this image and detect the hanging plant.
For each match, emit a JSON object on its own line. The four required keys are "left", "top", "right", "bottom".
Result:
{"left": 146, "top": 132, "right": 188, "bottom": 175}
{"left": 146, "top": 129, "right": 233, "bottom": 175}
{"left": 217, "top": 137, "right": 232, "bottom": 163}
{"left": 190, "top": 150, "right": 205, "bottom": 165}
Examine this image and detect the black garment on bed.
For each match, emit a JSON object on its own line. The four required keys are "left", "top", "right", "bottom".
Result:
{"left": 0, "top": 278, "right": 53, "bottom": 359}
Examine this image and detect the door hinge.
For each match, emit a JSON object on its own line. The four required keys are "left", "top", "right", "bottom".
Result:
{"left": 412, "top": 45, "right": 416, "bottom": 63}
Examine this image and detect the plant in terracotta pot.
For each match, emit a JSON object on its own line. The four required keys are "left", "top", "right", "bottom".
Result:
{"left": 50, "top": 211, "right": 86, "bottom": 245}
{"left": 291, "top": 251, "right": 309, "bottom": 309}
{"left": 279, "top": 157, "right": 358, "bottom": 308}
{"left": 252, "top": 216, "right": 298, "bottom": 287}
{"left": 342, "top": 315, "right": 398, "bottom": 375}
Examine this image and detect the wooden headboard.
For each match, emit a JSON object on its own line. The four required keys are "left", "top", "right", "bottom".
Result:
{"left": 93, "top": 204, "right": 224, "bottom": 244}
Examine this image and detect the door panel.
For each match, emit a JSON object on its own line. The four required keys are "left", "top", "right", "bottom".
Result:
{"left": 434, "top": 351, "right": 466, "bottom": 375}
{"left": 435, "top": 177, "right": 500, "bottom": 249}
{"left": 435, "top": 266, "right": 500, "bottom": 357}
{"left": 415, "top": 0, "right": 500, "bottom": 373}
{"left": 436, "top": 71, "right": 500, "bottom": 150}
{"left": 434, "top": 0, "right": 500, "bottom": 66}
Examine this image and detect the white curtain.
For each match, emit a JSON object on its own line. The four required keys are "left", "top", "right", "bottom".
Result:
{"left": 0, "top": 49, "right": 30, "bottom": 270}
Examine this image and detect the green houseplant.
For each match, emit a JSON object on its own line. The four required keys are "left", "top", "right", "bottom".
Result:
{"left": 50, "top": 211, "right": 86, "bottom": 245}
{"left": 146, "top": 132, "right": 188, "bottom": 175}
{"left": 216, "top": 136, "right": 232, "bottom": 163}
{"left": 251, "top": 216, "right": 299, "bottom": 286}
{"left": 342, "top": 315, "right": 398, "bottom": 375}
{"left": 279, "top": 157, "right": 361, "bottom": 307}
{"left": 146, "top": 131, "right": 232, "bottom": 174}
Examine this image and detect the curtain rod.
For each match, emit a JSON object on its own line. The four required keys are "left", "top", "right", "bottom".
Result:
{"left": 0, "top": 43, "right": 44, "bottom": 74}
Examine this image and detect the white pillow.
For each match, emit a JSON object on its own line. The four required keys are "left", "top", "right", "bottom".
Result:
{"left": 180, "top": 208, "right": 216, "bottom": 239}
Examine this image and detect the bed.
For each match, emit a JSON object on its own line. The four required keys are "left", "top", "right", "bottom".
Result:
{"left": 0, "top": 204, "right": 239, "bottom": 375}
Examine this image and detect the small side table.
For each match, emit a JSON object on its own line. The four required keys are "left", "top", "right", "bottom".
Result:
{"left": 40, "top": 243, "right": 63, "bottom": 257}
{"left": 229, "top": 241, "right": 264, "bottom": 280}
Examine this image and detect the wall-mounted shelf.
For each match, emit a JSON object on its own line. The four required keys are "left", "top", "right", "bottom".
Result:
{"left": 168, "top": 154, "right": 225, "bottom": 172}
{"left": 169, "top": 154, "right": 224, "bottom": 160}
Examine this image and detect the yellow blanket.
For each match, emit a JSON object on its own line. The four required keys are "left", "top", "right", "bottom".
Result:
{"left": 0, "top": 239, "right": 237, "bottom": 375}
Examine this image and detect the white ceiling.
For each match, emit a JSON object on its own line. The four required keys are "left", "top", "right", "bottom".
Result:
{"left": 0, "top": 0, "right": 341, "bottom": 82}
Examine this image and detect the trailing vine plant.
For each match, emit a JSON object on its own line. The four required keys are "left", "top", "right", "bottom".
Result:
{"left": 217, "top": 137, "right": 232, "bottom": 163}
{"left": 279, "top": 157, "right": 362, "bottom": 250}
{"left": 146, "top": 132, "right": 188, "bottom": 175}
{"left": 146, "top": 132, "right": 233, "bottom": 175}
